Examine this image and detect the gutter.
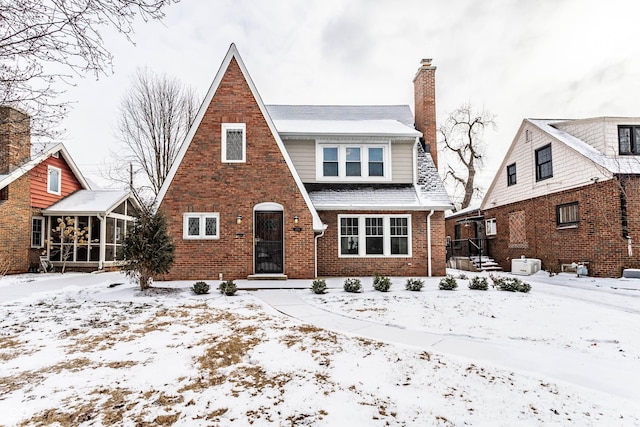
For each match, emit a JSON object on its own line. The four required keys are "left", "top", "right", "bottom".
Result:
{"left": 427, "top": 210, "right": 434, "bottom": 277}
{"left": 314, "top": 225, "right": 327, "bottom": 278}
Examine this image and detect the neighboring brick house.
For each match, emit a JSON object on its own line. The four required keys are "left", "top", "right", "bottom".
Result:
{"left": 156, "top": 44, "right": 452, "bottom": 280}
{"left": 480, "top": 117, "right": 640, "bottom": 277}
{"left": 0, "top": 106, "right": 140, "bottom": 273}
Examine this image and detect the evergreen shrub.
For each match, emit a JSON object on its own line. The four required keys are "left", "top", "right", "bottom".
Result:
{"left": 218, "top": 280, "right": 237, "bottom": 296}
{"left": 311, "top": 279, "right": 327, "bottom": 294}
{"left": 372, "top": 273, "right": 392, "bottom": 292}
{"left": 405, "top": 278, "right": 424, "bottom": 291}
{"left": 343, "top": 278, "right": 362, "bottom": 293}
{"left": 468, "top": 276, "right": 489, "bottom": 291}
{"left": 439, "top": 275, "right": 458, "bottom": 291}
{"left": 191, "top": 281, "right": 210, "bottom": 295}
{"left": 492, "top": 276, "right": 531, "bottom": 293}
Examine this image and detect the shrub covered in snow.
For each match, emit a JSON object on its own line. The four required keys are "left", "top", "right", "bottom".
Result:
{"left": 191, "top": 281, "right": 210, "bottom": 295}
{"left": 439, "top": 275, "right": 458, "bottom": 291}
{"left": 311, "top": 279, "right": 327, "bottom": 294}
{"left": 218, "top": 280, "right": 237, "bottom": 296}
{"left": 469, "top": 276, "right": 489, "bottom": 291}
{"left": 405, "top": 278, "right": 424, "bottom": 291}
{"left": 343, "top": 278, "right": 362, "bottom": 293}
{"left": 372, "top": 273, "right": 391, "bottom": 292}
{"left": 491, "top": 276, "right": 531, "bottom": 293}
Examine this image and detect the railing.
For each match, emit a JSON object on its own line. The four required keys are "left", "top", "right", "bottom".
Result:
{"left": 447, "top": 238, "right": 483, "bottom": 259}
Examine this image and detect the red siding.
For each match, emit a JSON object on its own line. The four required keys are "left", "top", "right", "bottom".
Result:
{"left": 30, "top": 156, "right": 83, "bottom": 208}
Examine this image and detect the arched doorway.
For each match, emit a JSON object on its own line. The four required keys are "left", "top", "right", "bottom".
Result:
{"left": 254, "top": 203, "right": 284, "bottom": 274}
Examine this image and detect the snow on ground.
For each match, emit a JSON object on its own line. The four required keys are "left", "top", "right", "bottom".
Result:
{"left": 0, "top": 270, "right": 639, "bottom": 426}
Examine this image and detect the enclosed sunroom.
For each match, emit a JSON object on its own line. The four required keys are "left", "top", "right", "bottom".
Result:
{"left": 40, "top": 190, "right": 140, "bottom": 271}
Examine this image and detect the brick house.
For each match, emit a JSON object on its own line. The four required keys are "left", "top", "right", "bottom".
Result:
{"left": 0, "top": 106, "right": 140, "bottom": 273}
{"left": 156, "top": 44, "right": 452, "bottom": 280}
{"left": 479, "top": 117, "right": 640, "bottom": 277}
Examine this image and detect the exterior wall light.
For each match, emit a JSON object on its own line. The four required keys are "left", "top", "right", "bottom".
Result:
{"left": 293, "top": 215, "right": 299, "bottom": 224}
{"left": 236, "top": 215, "right": 242, "bottom": 225}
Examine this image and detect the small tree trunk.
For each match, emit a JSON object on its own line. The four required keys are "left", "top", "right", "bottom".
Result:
{"left": 139, "top": 274, "right": 151, "bottom": 290}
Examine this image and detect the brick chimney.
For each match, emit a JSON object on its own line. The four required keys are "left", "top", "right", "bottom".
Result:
{"left": 0, "top": 107, "right": 31, "bottom": 174}
{"left": 413, "top": 58, "right": 438, "bottom": 168}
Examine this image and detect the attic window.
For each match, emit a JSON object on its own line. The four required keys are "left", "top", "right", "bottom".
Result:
{"left": 535, "top": 144, "right": 552, "bottom": 182}
{"left": 222, "top": 123, "right": 246, "bottom": 163}
{"left": 618, "top": 125, "right": 640, "bottom": 155}
{"left": 51, "top": 151, "right": 59, "bottom": 158}
{"left": 47, "top": 165, "right": 61, "bottom": 195}
{"left": 507, "top": 163, "right": 517, "bottom": 186}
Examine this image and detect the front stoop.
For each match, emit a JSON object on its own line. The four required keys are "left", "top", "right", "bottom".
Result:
{"left": 247, "top": 274, "right": 288, "bottom": 280}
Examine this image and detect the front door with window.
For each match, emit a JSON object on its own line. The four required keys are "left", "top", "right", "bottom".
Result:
{"left": 254, "top": 211, "right": 283, "bottom": 274}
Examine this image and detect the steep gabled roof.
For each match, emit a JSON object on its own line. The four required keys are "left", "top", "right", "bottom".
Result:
{"left": 481, "top": 117, "right": 640, "bottom": 210}
{"left": 0, "top": 143, "right": 91, "bottom": 191}
{"left": 155, "top": 44, "right": 324, "bottom": 232}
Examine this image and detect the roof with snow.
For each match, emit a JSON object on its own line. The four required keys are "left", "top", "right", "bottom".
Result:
{"left": 0, "top": 143, "right": 90, "bottom": 191}
{"left": 528, "top": 119, "right": 640, "bottom": 174}
{"left": 42, "top": 190, "right": 137, "bottom": 215}
{"left": 266, "top": 105, "right": 421, "bottom": 138}
{"left": 305, "top": 143, "right": 452, "bottom": 211}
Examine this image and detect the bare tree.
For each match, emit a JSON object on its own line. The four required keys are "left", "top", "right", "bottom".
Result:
{"left": 109, "top": 67, "right": 199, "bottom": 201}
{"left": 0, "top": 0, "right": 176, "bottom": 140}
{"left": 439, "top": 103, "right": 496, "bottom": 211}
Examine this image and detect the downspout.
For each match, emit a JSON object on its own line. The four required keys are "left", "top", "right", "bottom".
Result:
{"left": 314, "top": 226, "right": 327, "bottom": 278}
{"left": 427, "top": 210, "right": 434, "bottom": 277}
{"left": 97, "top": 213, "right": 105, "bottom": 270}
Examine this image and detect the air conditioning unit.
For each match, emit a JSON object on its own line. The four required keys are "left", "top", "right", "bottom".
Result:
{"left": 511, "top": 258, "right": 541, "bottom": 276}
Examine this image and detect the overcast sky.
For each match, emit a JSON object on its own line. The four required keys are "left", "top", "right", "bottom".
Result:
{"left": 59, "top": 0, "right": 640, "bottom": 195}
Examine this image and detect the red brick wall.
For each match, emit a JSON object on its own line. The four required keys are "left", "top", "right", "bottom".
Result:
{"left": 316, "top": 210, "right": 446, "bottom": 277}
{"left": 482, "top": 179, "right": 640, "bottom": 277}
{"left": 159, "top": 57, "right": 316, "bottom": 280}
{"left": 0, "top": 107, "right": 30, "bottom": 174}
{"left": 0, "top": 174, "right": 32, "bottom": 273}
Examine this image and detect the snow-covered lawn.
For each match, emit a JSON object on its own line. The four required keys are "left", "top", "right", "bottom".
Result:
{"left": 0, "top": 271, "right": 639, "bottom": 426}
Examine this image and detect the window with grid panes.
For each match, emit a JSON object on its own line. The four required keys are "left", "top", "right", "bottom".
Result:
{"left": 184, "top": 213, "right": 219, "bottom": 239}
{"left": 222, "top": 123, "right": 246, "bottom": 162}
{"left": 390, "top": 217, "right": 408, "bottom": 254}
{"left": 365, "top": 217, "right": 384, "bottom": 255}
{"left": 535, "top": 144, "right": 553, "bottom": 181}
{"left": 340, "top": 217, "right": 359, "bottom": 254}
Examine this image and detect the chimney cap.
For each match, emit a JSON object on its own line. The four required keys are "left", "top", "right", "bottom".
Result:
{"left": 420, "top": 58, "right": 433, "bottom": 66}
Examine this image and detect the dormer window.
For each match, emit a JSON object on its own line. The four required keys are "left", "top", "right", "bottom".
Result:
{"left": 47, "top": 165, "right": 61, "bottom": 195}
{"left": 618, "top": 125, "right": 640, "bottom": 155}
{"left": 317, "top": 143, "right": 390, "bottom": 181}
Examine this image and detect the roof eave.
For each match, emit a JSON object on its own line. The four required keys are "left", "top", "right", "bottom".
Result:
{"left": 313, "top": 204, "right": 452, "bottom": 211}
{"left": 278, "top": 131, "right": 421, "bottom": 139}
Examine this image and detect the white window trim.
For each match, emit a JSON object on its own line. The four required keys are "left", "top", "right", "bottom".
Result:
{"left": 31, "top": 216, "right": 45, "bottom": 248}
{"left": 183, "top": 212, "right": 220, "bottom": 240}
{"left": 485, "top": 218, "right": 497, "bottom": 236}
{"left": 47, "top": 165, "right": 61, "bottom": 195}
{"left": 316, "top": 142, "right": 391, "bottom": 181}
{"left": 338, "top": 214, "right": 411, "bottom": 257}
{"left": 221, "top": 123, "right": 246, "bottom": 163}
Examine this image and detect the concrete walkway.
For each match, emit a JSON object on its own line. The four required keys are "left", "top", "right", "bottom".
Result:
{"left": 254, "top": 289, "right": 640, "bottom": 402}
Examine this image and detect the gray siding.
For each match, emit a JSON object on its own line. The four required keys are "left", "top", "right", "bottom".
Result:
{"left": 391, "top": 141, "right": 414, "bottom": 183}
{"left": 283, "top": 140, "right": 316, "bottom": 182}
